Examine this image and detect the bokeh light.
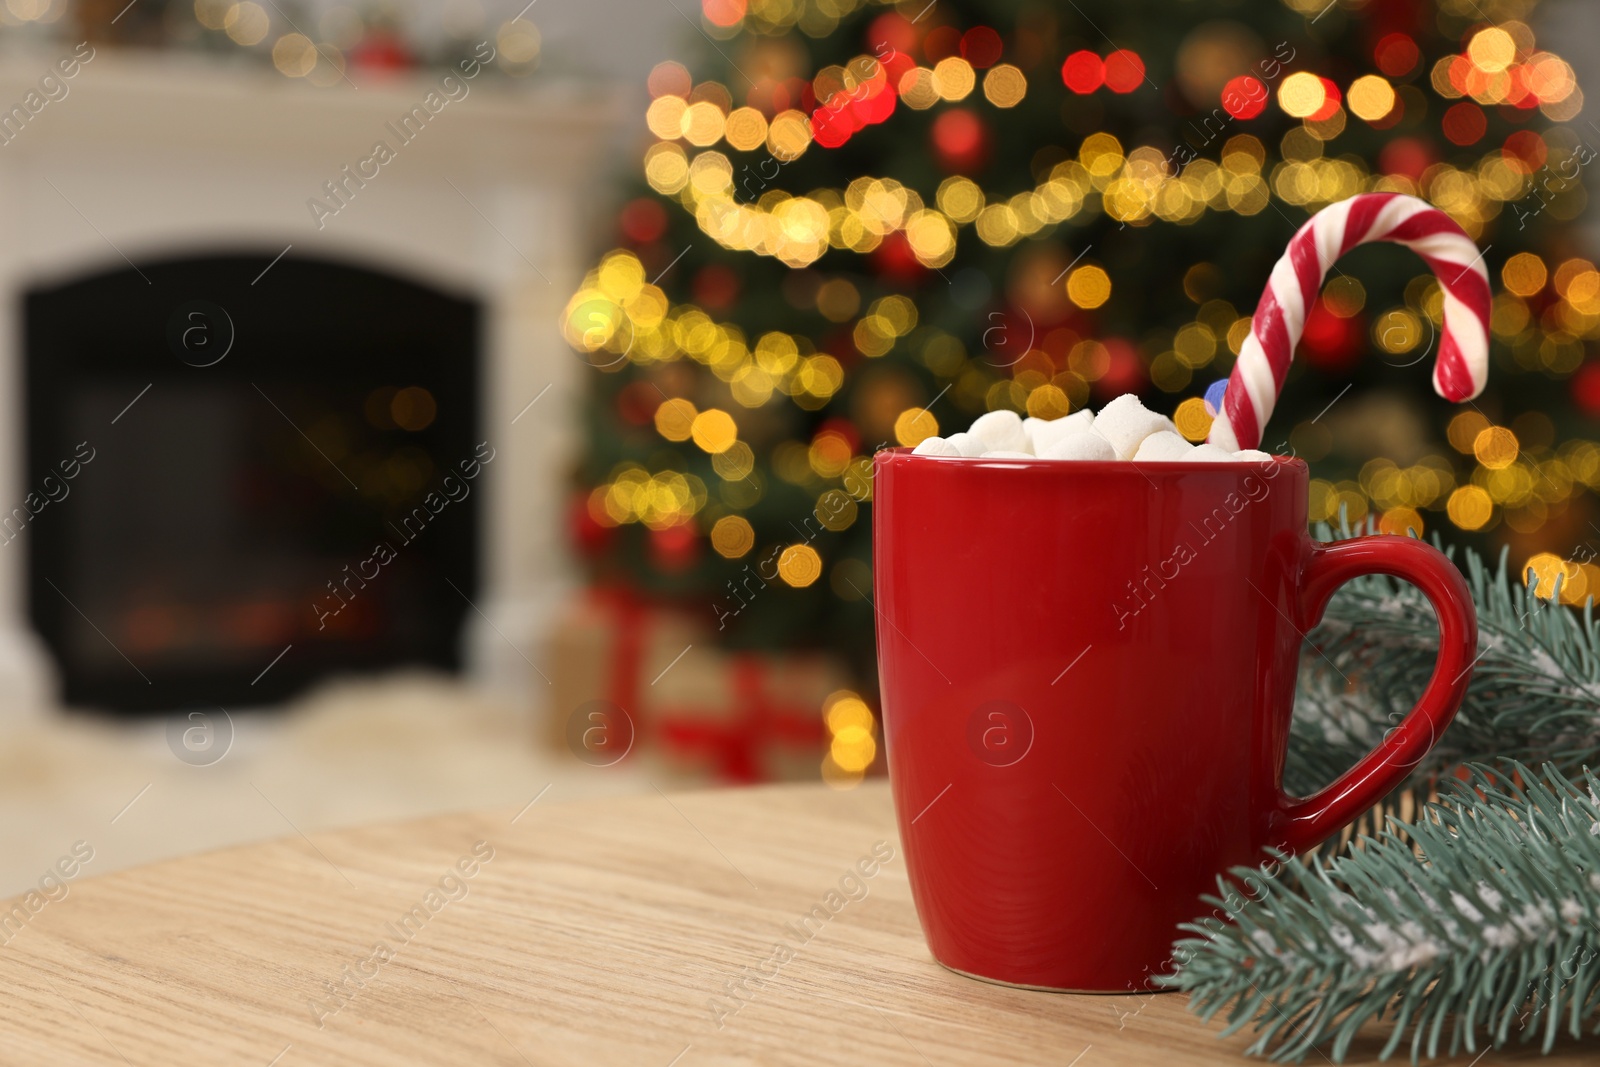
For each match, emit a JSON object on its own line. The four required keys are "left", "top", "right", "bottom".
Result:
{"left": 777, "top": 544, "right": 822, "bottom": 587}
{"left": 1066, "top": 265, "right": 1111, "bottom": 309}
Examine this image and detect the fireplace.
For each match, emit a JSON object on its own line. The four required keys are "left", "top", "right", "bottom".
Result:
{"left": 0, "top": 51, "right": 619, "bottom": 720}
{"left": 24, "top": 254, "right": 480, "bottom": 712}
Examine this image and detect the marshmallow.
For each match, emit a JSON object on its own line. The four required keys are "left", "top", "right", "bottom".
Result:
{"left": 1131, "top": 431, "right": 1195, "bottom": 462}
{"left": 1025, "top": 409, "right": 1095, "bottom": 454}
{"left": 912, "top": 436, "right": 956, "bottom": 456}
{"left": 1234, "top": 449, "right": 1275, "bottom": 463}
{"left": 945, "top": 432, "right": 988, "bottom": 457}
{"left": 980, "top": 450, "right": 1036, "bottom": 459}
{"left": 1042, "top": 431, "right": 1117, "bottom": 461}
{"left": 1091, "top": 394, "right": 1177, "bottom": 460}
{"left": 968, "top": 410, "right": 1032, "bottom": 454}
{"left": 1182, "top": 443, "right": 1236, "bottom": 462}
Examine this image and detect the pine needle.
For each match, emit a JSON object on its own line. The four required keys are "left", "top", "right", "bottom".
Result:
{"left": 1164, "top": 763, "right": 1600, "bottom": 1062}
{"left": 1289, "top": 525, "right": 1600, "bottom": 798}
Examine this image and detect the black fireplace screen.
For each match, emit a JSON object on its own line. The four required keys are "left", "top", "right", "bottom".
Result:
{"left": 24, "top": 254, "right": 480, "bottom": 713}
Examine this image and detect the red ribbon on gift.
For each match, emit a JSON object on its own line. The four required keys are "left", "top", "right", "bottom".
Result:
{"left": 655, "top": 655, "right": 826, "bottom": 783}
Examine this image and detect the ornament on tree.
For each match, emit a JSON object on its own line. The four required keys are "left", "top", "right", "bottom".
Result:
{"left": 1208, "top": 193, "right": 1492, "bottom": 452}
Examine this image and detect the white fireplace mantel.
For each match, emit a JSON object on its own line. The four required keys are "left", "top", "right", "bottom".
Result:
{"left": 0, "top": 49, "right": 625, "bottom": 718}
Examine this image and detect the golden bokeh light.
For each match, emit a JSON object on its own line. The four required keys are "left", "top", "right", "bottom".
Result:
{"left": 690, "top": 408, "right": 738, "bottom": 454}
{"left": 1502, "top": 252, "right": 1548, "bottom": 297}
{"left": 824, "top": 692, "right": 874, "bottom": 735}
{"left": 710, "top": 515, "right": 755, "bottom": 558}
{"left": 654, "top": 398, "right": 697, "bottom": 442}
{"left": 898, "top": 67, "right": 939, "bottom": 109}
{"left": 1277, "top": 72, "right": 1326, "bottom": 119}
{"left": 807, "top": 432, "right": 853, "bottom": 477}
{"left": 931, "top": 57, "right": 976, "bottom": 101}
{"left": 767, "top": 110, "right": 811, "bottom": 160}
{"left": 1378, "top": 506, "right": 1424, "bottom": 537}
{"left": 1173, "top": 397, "right": 1214, "bottom": 441}
{"left": 1467, "top": 27, "right": 1516, "bottom": 74}
{"left": 496, "top": 18, "right": 541, "bottom": 68}
{"left": 893, "top": 407, "right": 938, "bottom": 446}
{"left": 1373, "top": 308, "right": 1422, "bottom": 354}
{"left": 1347, "top": 75, "right": 1395, "bottom": 122}
{"left": 1447, "top": 410, "right": 1490, "bottom": 453}
{"left": 195, "top": 0, "right": 228, "bottom": 29}
{"left": 712, "top": 440, "right": 755, "bottom": 481}
{"left": 1523, "top": 551, "right": 1584, "bottom": 602}
{"left": 644, "top": 142, "right": 689, "bottom": 194}
{"left": 816, "top": 279, "right": 860, "bottom": 322}
{"left": 1066, "top": 265, "right": 1112, "bottom": 309}
{"left": 904, "top": 210, "right": 956, "bottom": 267}
{"left": 936, "top": 176, "right": 984, "bottom": 222}
{"left": 1473, "top": 426, "right": 1519, "bottom": 470}
{"left": 224, "top": 1, "right": 270, "bottom": 45}
{"left": 646, "top": 95, "right": 687, "bottom": 140}
{"left": 982, "top": 64, "right": 1027, "bottom": 107}
{"left": 1026, "top": 384, "right": 1072, "bottom": 419}
{"left": 777, "top": 544, "right": 823, "bottom": 587}
{"left": 724, "top": 107, "right": 768, "bottom": 151}
{"left": 272, "top": 33, "right": 317, "bottom": 77}
{"left": 681, "top": 101, "right": 726, "bottom": 146}
{"left": 829, "top": 727, "right": 876, "bottom": 772}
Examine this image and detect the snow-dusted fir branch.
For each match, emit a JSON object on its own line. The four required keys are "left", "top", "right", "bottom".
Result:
{"left": 1165, "top": 763, "right": 1600, "bottom": 1063}
{"left": 1288, "top": 525, "right": 1600, "bottom": 797}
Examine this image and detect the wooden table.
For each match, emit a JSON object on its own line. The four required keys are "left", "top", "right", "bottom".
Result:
{"left": 1, "top": 782, "right": 1592, "bottom": 1065}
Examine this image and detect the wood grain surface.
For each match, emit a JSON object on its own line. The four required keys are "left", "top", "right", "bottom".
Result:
{"left": 0, "top": 781, "right": 1592, "bottom": 1065}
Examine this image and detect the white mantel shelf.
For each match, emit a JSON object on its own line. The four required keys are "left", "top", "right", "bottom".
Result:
{"left": 0, "top": 48, "right": 627, "bottom": 719}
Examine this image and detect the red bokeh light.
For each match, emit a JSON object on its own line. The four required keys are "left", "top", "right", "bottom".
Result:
{"left": 648, "top": 522, "right": 700, "bottom": 574}
{"left": 1301, "top": 300, "right": 1363, "bottom": 371}
{"left": 1061, "top": 50, "right": 1104, "bottom": 94}
{"left": 692, "top": 263, "right": 741, "bottom": 311}
{"left": 1572, "top": 362, "right": 1600, "bottom": 419}
{"left": 1505, "top": 65, "right": 1537, "bottom": 109}
{"left": 923, "top": 25, "right": 961, "bottom": 62}
{"left": 931, "top": 108, "right": 988, "bottom": 171}
{"left": 810, "top": 102, "right": 856, "bottom": 148}
{"left": 1503, "top": 129, "right": 1548, "bottom": 172}
{"left": 1221, "top": 76, "right": 1267, "bottom": 119}
{"left": 867, "top": 11, "right": 917, "bottom": 59}
{"left": 1103, "top": 50, "right": 1145, "bottom": 94}
{"left": 619, "top": 198, "right": 668, "bottom": 244}
{"left": 960, "top": 27, "right": 1004, "bottom": 69}
{"left": 1093, "top": 339, "right": 1145, "bottom": 399}
{"left": 1309, "top": 77, "right": 1342, "bottom": 122}
{"left": 1378, "top": 137, "right": 1433, "bottom": 181}
{"left": 1374, "top": 33, "right": 1420, "bottom": 77}
{"left": 879, "top": 48, "right": 915, "bottom": 85}
{"left": 701, "top": 0, "right": 745, "bottom": 28}
{"left": 851, "top": 81, "right": 897, "bottom": 125}
{"left": 616, "top": 381, "right": 661, "bottom": 426}
{"left": 1442, "top": 101, "right": 1486, "bottom": 145}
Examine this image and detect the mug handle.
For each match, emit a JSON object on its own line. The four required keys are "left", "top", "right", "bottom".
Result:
{"left": 1271, "top": 535, "right": 1479, "bottom": 856}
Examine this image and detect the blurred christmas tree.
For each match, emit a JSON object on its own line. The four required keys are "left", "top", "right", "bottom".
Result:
{"left": 562, "top": 0, "right": 1594, "bottom": 776}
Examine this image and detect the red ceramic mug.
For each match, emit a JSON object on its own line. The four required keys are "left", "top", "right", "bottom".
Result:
{"left": 872, "top": 448, "right": 1477, "bottom": 992}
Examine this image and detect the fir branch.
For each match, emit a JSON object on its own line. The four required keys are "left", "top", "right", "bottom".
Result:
{"left": 1165, "top": 763, "right": 1600, "bottom": 1063}
{"left": 1289, "top": 528, "right": 1600, "bottom": 797}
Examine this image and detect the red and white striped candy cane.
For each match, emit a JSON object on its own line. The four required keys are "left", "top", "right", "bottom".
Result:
{"left": 1208, "top": 192, "right": 1491, "bottom": 452}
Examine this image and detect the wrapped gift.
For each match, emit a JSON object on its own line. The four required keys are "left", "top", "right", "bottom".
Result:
{"left": 544, "top": 587, "right": 853, "bottom": 782}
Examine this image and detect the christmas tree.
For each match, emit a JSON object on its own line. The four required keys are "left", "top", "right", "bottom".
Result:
{"left": 562, "top": 0, "right": 1593, "bottom": 783}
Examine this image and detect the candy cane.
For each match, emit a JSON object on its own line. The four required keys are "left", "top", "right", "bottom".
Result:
{"left": 1208, "top": 192, "right": 1491, "bottom": 452}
